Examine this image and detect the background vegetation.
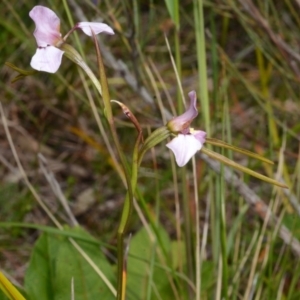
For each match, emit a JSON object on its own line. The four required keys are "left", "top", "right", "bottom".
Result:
{"left": 1, "top": 0, "right": 300, "bottom": 299}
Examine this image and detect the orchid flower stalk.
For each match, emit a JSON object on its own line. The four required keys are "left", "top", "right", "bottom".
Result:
{"left": 29, "top": 7, "right": 135, "bottom": 299}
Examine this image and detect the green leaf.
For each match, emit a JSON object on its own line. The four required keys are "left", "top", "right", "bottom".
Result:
{"left": 199, "top": 261, "right": 215, "bottom": 293}
{"left": 165, "top": 0, "right": 179, "bottom": 26}
{"left": 202, "top": 147, "right": 287, "bottom": 188}
{"left": 164, "top": 0, "right": 176, "bottom": 22}
{"left": 24, "top": 227, "right": 116, "bottom": 300}
{"left": 24, "top": 233, "right": 53, "bottom": 299}
{"left": 205, "top": 137, "right": 274, "bottom": 165}
{"left": 4, "top": 62, "right": 37, "bottom": 83}
{"left": 170, "top": 240, "right": 185, "bottom": 270}
{"left": 127, "top": 226, "right": 174, "bottom": 300}
{"left": 0, "top": 222, "right": 102, "bottom": 247}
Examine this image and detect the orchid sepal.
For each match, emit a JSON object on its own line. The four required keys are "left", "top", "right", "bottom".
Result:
{"left": 166, "top": 90, "right": 198, "bottom": 133}
{"left": 75, "top": 22, "right": 115, "bottom": 36}
{"left": 29, "top": 6, "right": 62, "bottom": 47}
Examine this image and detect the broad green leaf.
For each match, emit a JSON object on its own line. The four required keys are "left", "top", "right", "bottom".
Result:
{"left": 24, "top": 232, "right": 62, "bottom": 300}
{"left": 24, "top": 227, "right": 116, "bottom": 300}
{"left": 170, "top": 240, "right": 185, "bottom": 270}
{"left": 127, "top": 226, "right": 174, "bottom": 300}
{"left": 199, "top": 261, "right": 215, "bottom": 293}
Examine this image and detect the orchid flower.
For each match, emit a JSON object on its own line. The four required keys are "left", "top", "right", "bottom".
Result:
{"left": 29, "top": 6, "right": 114, "bottom": 73}
{"left": 166, "top": 91, "right": 206, "bottom": 167}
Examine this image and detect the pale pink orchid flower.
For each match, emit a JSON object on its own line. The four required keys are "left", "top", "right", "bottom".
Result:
{"left": 29, "top": 6, "right": 114, "bottom": 73}
{"left": 166, "top": 91, "right": 206, "bottom": 167}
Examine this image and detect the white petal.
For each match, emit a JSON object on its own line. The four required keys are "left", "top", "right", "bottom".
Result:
{"left": 166, "top": 134, "right": 203, "bottom": 167}
{"left": 76, "top": 22, "right": 114, "bottom": 36}
{"left": 30, "top": 47, "right": 64, "bottom": 73}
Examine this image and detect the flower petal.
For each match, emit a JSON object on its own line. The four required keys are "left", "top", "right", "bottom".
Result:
{"left": 167, "top": 90, "right": 198, "bottom": 133}
{"left": 76, "top": 22, "right": 114, "bottom": 36}
{"left": 192, "top": 130, "right": 207, "bottom": 144}
{"left": 166, "top": 134, "right": 204, "bottom": 167}
{"left": 30, "top": 47, "right": 64, "bottom": 73}
{"left": 29, "top": 6, "right": 62, "bottom": 47}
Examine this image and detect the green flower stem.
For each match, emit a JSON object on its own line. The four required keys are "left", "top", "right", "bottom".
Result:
{"left": 118, "top": 132, "right": 142, "bottom": 231}
{"left": 91, "top": 38, "right": 135, "bottom": 300}
{"left": 174, "top": 0, "right": 182, "bottom": 114}
{"left": 193, "top": 0, "right": 210, "bottom": 136}
{"left": 62, "top": 43, "right": 126, "bottom": 185}
{"left": 117, "top": 128, "right": 143, "bottom": 299}
{"left": 91, "top": 35, "right": 170, "bottom": 299}
{"left": 63, "top": 36, "right": 134, "bottom": 298}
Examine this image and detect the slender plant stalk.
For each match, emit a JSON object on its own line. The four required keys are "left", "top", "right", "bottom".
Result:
{"left": 216, "top": 254, "right": 223, "bottom": 300}
{"left": 193, "top": 2, "right": 217, "bottom": 296}
{"left": 255, "top": 48, "right": 279, "bottom": 149}
{"left": 209, "top": 9, "right": 219, "bottom": 109}
{"left": 193, "top": 0, "right": 210, "bottom": 135}
{"left": 193, "top": 157, "right": 201, "bottom": 300}
{"left": 182, "top": 167, "right": 195, "bottom": 288}
{"left": 165, "top": 25, "right": 196, "bottom": 296}
{"left": 0, "top": 271, "right": 25, "bottom": 300}
{"left": 173, "top": 0, "right": 182, "bottom": 114}
{"left": 115, "top": 110, "right": 142, "bottom": 298}
{"left": 90, "top": 32, "right": 135, "bottom": 299}
{"left": 219, "top": 106, "right": 228, "bottom": 299}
